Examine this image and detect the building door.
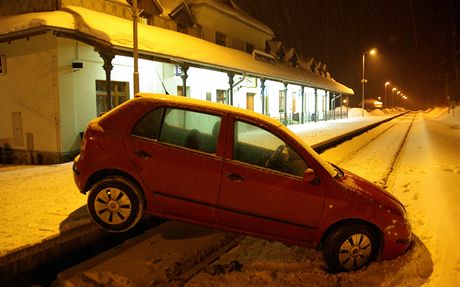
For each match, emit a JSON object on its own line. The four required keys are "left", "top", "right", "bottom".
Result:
{"left": 246, "top": 93, "right": 255, "bottom": 111}
{"left": 177, "top": 86, "right": 191, "bottom": 97}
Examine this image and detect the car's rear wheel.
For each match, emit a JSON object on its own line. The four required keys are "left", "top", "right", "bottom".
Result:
{"left": 322, "top": 223, "right": 377, "bottom": 273}
{"left": 87, "top": 176, "right": 144, "bottom": 232}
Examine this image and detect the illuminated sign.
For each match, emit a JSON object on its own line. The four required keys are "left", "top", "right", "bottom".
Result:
{"left": 252, "top": 50, "right": 276, "bottom": 65}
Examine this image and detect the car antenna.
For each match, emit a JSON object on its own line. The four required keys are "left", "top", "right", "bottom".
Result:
{"left": 153, "top": 65, "right": 169, "bottom": 95}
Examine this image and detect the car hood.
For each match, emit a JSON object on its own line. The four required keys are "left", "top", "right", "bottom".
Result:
{"left": 337, "top": 168, "right": 405, "bottom": 214}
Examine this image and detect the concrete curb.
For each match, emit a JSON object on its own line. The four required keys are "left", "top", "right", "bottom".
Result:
{"left": 0, "top": 222, "right": 105, "bottom": 285}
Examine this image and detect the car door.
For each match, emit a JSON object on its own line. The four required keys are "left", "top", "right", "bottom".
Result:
{"left": 124, "top": 106, "right": 225, "bottom": 223}
{"left": 217, "top": 118, "right": 326, "bottom": 243}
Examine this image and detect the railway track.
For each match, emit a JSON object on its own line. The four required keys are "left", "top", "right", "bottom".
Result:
{"left": 322, "top": 112, "right": 417, "bottom": 188}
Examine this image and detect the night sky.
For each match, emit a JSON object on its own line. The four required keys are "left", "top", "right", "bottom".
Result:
{"left": 234, "top": 0, "right": 459, "bottom": 110}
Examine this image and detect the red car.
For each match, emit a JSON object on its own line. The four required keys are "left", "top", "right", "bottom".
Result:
{"left": 73, "top": 93, "right": 412, "bottom": 272}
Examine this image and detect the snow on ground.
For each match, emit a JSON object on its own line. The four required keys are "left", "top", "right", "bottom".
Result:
{"left": 387, "top": 107, "right": 460, "bottom": 286}
{"left": 0, "top": 163, "right": 87, "bottom": 255}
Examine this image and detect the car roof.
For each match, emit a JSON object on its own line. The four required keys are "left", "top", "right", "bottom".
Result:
{"left": 135, "top": 93, "right": 283, "bottom": 128}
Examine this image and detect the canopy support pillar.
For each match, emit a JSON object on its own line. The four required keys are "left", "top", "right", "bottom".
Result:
{"left": 98, "top": 51, "right": 114, "bottom": 110}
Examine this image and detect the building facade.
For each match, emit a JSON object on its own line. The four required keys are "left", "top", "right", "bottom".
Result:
{"left": 0, "top": 0, "right": 353, "bottom": 164}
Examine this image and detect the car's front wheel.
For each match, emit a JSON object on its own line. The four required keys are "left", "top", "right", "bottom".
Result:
{"left": 87, "top": 176, "right": 145, "bottom": 232}
{"left": 322, "top": 223, "right": 377, "bottom": 273}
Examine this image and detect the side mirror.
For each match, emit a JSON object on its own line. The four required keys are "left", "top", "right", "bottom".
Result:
{"left": 303, "top": 168, "right": 317, "bottom": 183}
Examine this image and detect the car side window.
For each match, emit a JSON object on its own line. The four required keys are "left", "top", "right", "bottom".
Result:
{"left": 159, "top": 108, "right": 221, "bottom": 154}
{"left": 131, "top": 107, "right": 164, "bottom": 139}
{"left": 234, "top": 120, "right": 307, "bottom": 177}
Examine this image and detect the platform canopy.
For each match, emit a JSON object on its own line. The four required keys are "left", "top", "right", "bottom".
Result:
{"left": 0, "top": 6, "right": 354, "bottom": 95}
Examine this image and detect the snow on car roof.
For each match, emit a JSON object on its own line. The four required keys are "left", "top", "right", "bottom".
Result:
{"left": 0, "top": 6, "right": 353, "bottom": 95}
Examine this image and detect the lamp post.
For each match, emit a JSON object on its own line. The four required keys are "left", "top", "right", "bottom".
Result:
{"left": 361, "top": 48, "right": 377, "bottom": 116}
{"left": 397, "top": 91, "right": 401, "bottom": 107}
{"left": 132, "top": 0, "right": 140, "bottom": 95}
{"left": 384, "top": 82, "right": 390, "bottom": 109}
{"left": 391, "top": 87, "right": 396, "bottom": 108}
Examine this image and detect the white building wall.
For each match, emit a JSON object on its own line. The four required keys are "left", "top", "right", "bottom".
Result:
{"left": 0, "top": 32, "right": 59, "bottom": 154}
{"left": 193, "top": 5, "right": 272, "bottom": 51}
{"left": 265, "top": 80, "right": 285, "bottom": 118}
{"left": 187, "top": 67, "right": 229, "bottom": 101}
{"left": 57, "top": 38, "right": 168, "bottom": 154}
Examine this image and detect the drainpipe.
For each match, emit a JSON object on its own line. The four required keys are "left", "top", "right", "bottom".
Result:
{"left": 52, "top": 55, "right": 61, "bottom": 159}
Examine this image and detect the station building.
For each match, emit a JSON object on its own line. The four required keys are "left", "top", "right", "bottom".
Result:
{"left": 0, "top": 0, "right": 353, "bottom": 164}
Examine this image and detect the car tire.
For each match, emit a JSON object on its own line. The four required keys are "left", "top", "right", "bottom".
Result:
{"left": 322, "top": 223, "right": 377, "bottom": 273}
{"left": 87, "top": 176, "right": 145, "bottom": 232}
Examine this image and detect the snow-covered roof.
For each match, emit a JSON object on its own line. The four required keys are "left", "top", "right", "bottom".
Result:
{"left": 0, "top": 6, "right": 354, "bottom": 94}
{"left": 191, "top": 0, "right": 274, "bottom": 37}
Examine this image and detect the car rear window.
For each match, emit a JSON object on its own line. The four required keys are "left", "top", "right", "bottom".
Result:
{"left": 131, "top": 108, "right": 164, "bottom": 139}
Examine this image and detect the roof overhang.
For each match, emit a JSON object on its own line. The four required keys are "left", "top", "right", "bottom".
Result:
{"left": 0, "top": 6, "right": 354, "bottom": 95}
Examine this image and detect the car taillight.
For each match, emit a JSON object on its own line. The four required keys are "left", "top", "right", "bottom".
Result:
{"left": 80, "top": 134, "right": 87, "bottom": 154}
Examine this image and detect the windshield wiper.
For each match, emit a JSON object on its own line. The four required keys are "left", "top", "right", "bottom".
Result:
{"left": 329, "top": 162, "right": 344, "bottom": 179}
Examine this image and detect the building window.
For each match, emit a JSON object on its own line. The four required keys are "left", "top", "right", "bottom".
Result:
{"left": 206, "top": 92, "right": 212, "bottom": 101}
{"left": 216, "top": 89, "right": 227, "bottom": 104}
{"left": 96, "top": 80, "right": 129, "bottom": 115}
{"left": 245, "top": 42, "right": 255, "bottom": 54}
{"left": 279, "top": 90, "right": 286, "bottom": 113}
{"left": 215, "top": 32, "right": 226, "bottom": 46}
{"left": 246, "top": 93, "right": 255, "bottom": 111}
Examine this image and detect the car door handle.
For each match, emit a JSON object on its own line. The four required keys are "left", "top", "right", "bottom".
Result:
{"left": 133, "top": 149, "right": 151, "bottom": 159}
{"left": 226, "top": 173, "right": 244, "bottom": 182}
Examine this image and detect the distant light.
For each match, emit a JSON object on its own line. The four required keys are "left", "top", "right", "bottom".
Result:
{"left": 392, "top": 87, "right": 397, "bottom": 92}
{"left": 369, "top": 48, "right": 377, "bottom": 55}
{"left": 385, "top": 81, "right": 390, "bottom": 86}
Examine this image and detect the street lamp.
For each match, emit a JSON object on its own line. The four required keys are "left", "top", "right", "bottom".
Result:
{"left": 384, "top": 82, "right": 390, "bottom": 109}
{"left": 397, "top": 91, "right": 401, "bottom": 107}
{"left": 391, "top": 87, "right": 396, "bottom": 108}
{"left": 362, "top": 48, "right": 377, "bottom": 116}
